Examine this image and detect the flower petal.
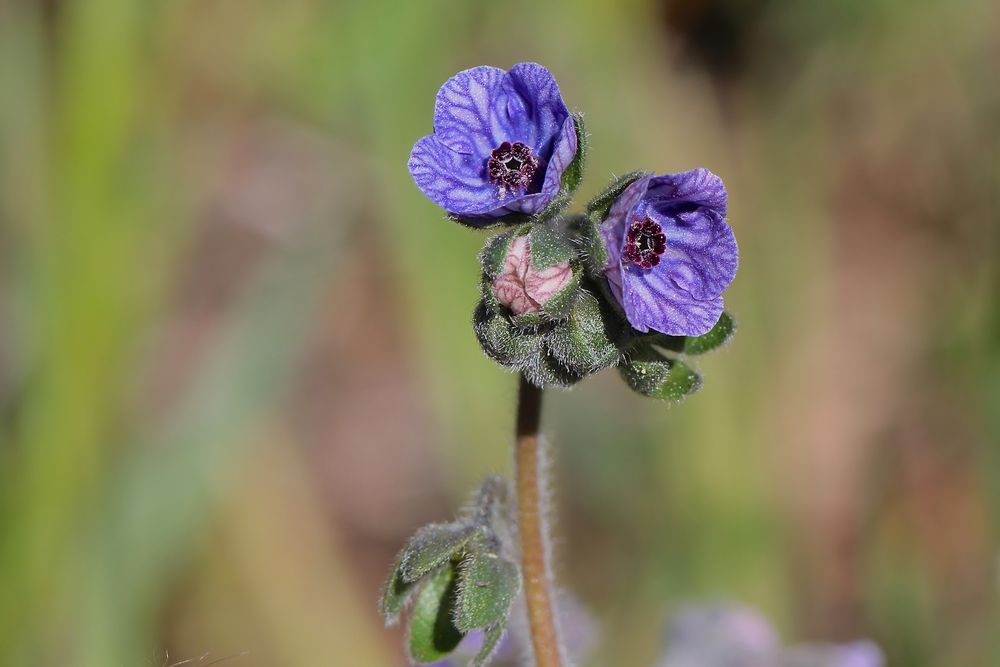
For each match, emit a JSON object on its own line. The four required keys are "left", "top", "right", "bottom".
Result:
{"left": 646, "top": 203, "right": 738, "bottom": 301}
{"left": 539, "top": 115, "right": 578, "bottom": 197}
{"left": 408, "top": 135, "right": 498, "bottom": 216}
{"left": 433, "top": 66, "right": 506, "bottom": 158}
{"left": 524, "top": 260, "right": 572, "bottom": 306}
{"left": 645, "top": 168, "right": 727, "bottom": 216}
{"left": 495, "top": 63, "right": 570, "bottom": 153}
{"left": 622, "top": 266, "right": 725, "bottom": 336}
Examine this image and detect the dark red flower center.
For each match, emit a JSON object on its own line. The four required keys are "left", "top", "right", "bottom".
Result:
{"left": 488, "top": 141, "right": 539, "bottom": 195}
{"left": 623, "top": 216, "right": 667, "bottom": 269}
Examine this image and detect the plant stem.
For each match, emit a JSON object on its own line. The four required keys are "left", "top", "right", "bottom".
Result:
{"left": 514, "top": 374, "right": 564, "bottom": 667}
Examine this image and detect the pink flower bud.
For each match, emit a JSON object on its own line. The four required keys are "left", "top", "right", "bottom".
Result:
{"left": 492, "top": 235, "right": 573, "bottom": 315}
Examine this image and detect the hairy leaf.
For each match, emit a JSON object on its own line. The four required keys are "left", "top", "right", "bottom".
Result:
{"left": 471, "top": 623, "right": 507, "bottom": 667}
{"left": 380, "top": 553, "right": 419, "bottom": 625}
{"left": 455, "top": 551, "right": 520, "bottom": 632}
{"left": 683, "top": 311, "right": 736, "bottom": 355}
{"left": 401, "top": 522, "right": 476, "bottom": 583}
{"left": 408, "top": 565, "right": 464, "bottom": 664}
{"left": 619, "top": 346, "right": 702, "bottom": 401}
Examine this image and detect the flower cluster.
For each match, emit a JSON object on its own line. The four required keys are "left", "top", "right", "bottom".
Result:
{"left": 409, "top": 61, "right": 738, "bottom": 398}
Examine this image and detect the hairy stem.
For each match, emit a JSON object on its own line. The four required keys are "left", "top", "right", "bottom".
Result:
{"left": 514, "top": 374, "right": 564, "bottom": 667}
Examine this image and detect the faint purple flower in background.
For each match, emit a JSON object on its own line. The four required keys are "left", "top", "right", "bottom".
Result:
{"left": 408, "top": 63, "right": 578, "bottom": 222}
{"left": 600, "top": 169, "right": 737, "bottom": 336}
{"left": 658, "top": 603, "right": 884, "bottom": 667}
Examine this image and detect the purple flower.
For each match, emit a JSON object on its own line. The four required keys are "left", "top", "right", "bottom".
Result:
{"left": 409, "top": 63, "right": 578, "bottom": 222}
{"left": 600, "top": 169, "right": 738, "bottom": 336}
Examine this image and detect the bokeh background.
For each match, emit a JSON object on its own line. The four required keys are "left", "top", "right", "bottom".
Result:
{"left": 1, "top": 0, "right": 998, "bottom": 665}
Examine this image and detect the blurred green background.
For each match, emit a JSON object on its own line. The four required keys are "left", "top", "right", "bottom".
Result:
{"left": 0, "top": 0, "right": 998, "bottom": 665}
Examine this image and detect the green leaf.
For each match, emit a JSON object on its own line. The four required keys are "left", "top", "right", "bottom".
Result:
{"left": 585, "top": 170, "right": 649, "bottom": 220}
{"left": 380, "top": 553, "right": 419, "bottom": 625}
{"left": 546, "top": 291, "right": 620, "bottom": 374}
{"left": 683, "top": 311, "right": 736, "bottom": 355}
{"left": 408, "top": 565, "right": 464, "bottom": 664}
{"left": 455, "top": 551, "right": 520, "bottom": 631}
{"left": 471, "top": 622, "right": 506, "bottom": 667}
{"left": 400, "top": 523, "right": 477, "bottom": 583}
{"left": 619, "top": 346, "right": 702, "bottom": 401}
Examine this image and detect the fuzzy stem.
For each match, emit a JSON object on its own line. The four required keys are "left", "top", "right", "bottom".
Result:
{"left": 514, "top": 374, "right": 564, "bottom": 667}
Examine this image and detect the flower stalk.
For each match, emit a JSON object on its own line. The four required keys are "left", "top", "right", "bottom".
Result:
{"left": 514, "top": 374, "right": 564, "bottom": 667}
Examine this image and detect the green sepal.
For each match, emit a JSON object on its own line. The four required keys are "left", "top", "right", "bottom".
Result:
{"left": 580, "top": 212, "right": 609, "bottom": 278}
{"left": 531, "top": 112, "right": 588, "bottom": 224}
{"left": 455, "top": 548, "right": 520, "bottom": 632}
{"left": 473, "top": 300, "right": 546, "bottom": 369}
{"left": 683, "top": 310, "right": 736, "bottom": 355}
{"left": 585, "top": 170, "right": 649, "bottom": 220}
{"left": 400, "top": 522, "right": 477, "bottom": 583}
{"left": 522, "top": 345, "right": 585, "bottom": 389}
{"left": 380, "top": 552, "right": 420, "bottom": 625}
{"left": 539, "top": 268, "right": 581, "bottom": 321}
{"left": 479, "top": 228, "right": 520, "bottom": 278}
{"left": 474, "top": 299, "right": 592, "bottom": 389}
{"left": 561, "top": 112, "right": 587, "bottom": 195}
{"left": 407, "top": 565, "right": 464, "bottom": 664}
{"left": 508, "top": 310, "right": 549, "bottom": 329}
{"left": 546, "top": 291, "right": 620, "bottom": 374}
{"left": 447, "top": 211, "right": 532, "bottom": 231}
{"left": 619, "top": 345, "right": 702, "bottom": 400}
{"left": 528, "top": 224, "right": 575, "bottom": 270}
{"left": 471, "top": 622, "right": 506, "bottom": 667}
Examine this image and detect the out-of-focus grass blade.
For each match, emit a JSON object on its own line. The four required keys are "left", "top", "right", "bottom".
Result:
{"left": 91, "top": 217, "right": 352, "bottom": 662}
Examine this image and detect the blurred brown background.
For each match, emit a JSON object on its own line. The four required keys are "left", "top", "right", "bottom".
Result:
{"left": 0, "top": 0, "right": 998, "bottom": 665}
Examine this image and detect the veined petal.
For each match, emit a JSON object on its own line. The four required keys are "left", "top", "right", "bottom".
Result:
{"left": 539, "top": 115, "right": 578, "bottom": 196}
{"left": 409, "top": 135, "right": 498, "bottom": 216}
{"left": 494, "top": 62, "right": 570, "bottom": 153}
{"left": 645, "top": 168, "right": 727, "bottom": 215}
{"left": 433, "top": 66, "right": 506, "bottom": 158}
{"left": 621, "top": 266, "right": 724, "bottom": 336}
{"left": 491, "top": 235, "right": 573, "bottom": 314}
{"left": 645, "top": 204, "right": 738, "bottom": 301}
{"left": 524, "top": 261, "right": 572, "bottom": 306}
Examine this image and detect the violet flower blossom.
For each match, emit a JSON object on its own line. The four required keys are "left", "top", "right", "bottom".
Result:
{"left": 600, "top": 169, "right": 737, "bottom": 336}
{"left": 409, "top": 63, "right": 578, "bottom": 222}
